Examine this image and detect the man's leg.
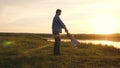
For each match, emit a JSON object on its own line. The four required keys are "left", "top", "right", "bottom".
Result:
{"left": 53, "top": 32, "right": 61, "bottom": 55}
{"left": 54, "top": 36, "right": 60, "bottom": 55}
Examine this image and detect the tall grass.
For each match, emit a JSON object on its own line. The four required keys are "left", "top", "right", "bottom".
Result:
{"left": 0, "top": 33, "right": 120, "bottom": 68}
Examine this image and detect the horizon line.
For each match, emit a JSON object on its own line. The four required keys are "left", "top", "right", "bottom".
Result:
{"left": 0, "top": 32, "right": 120, "bottom": 35}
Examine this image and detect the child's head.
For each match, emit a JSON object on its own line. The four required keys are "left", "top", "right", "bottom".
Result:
{"left": 67, "top": 33, "right": 75, "bottom": 39}
{"left": 71, "top": 35, "right": 74, "bottom": 37}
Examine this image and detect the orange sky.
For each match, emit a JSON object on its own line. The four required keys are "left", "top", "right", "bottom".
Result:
{"left": 0, "top": 0, "right": 120, "bottom": 34}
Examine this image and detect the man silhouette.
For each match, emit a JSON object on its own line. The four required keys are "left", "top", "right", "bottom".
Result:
{"left": 52, "top": 9, "right": 68, "bottom": 55}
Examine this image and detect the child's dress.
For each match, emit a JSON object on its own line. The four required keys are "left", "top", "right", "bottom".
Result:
{"left": 67, "top": 33, "right": 80, "bottom": 48}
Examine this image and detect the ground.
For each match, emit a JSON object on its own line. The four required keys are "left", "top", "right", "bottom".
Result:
{"left": 0, "top": 33, "right": 120, "bottom": 68}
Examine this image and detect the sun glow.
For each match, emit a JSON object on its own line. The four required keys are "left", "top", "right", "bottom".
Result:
{"left": 93, "top": 15, "right": 117, "bottom": 34}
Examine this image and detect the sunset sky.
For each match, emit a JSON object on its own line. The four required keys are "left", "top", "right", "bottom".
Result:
{"left": 0, "top": 0, "right": 120, "bottom": 34}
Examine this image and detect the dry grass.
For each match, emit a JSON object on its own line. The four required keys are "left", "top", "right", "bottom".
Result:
{"left": 0, "top": 33, "right": 120, "bottom": 68}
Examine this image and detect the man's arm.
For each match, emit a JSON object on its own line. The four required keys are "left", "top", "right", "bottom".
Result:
{"left": 56, "top": 16, "right": 69, "bottom": 33}
{"left": 64, "top": 26, "right": 68, "bottom": 33}
{"left": 56, "top": 16, "right": 65, "bottom": 28}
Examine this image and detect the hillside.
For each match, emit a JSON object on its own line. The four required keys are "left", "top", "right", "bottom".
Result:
{"left": 0, "top": 33, "right": 120, "bottom": 68}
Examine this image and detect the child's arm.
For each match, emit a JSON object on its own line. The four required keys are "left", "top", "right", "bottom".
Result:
{"left": 67, "top": 33, "right": 72, "bottom": 39}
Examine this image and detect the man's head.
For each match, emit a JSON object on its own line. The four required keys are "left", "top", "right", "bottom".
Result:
{"left": 56, "top": 9, "right": 62, "bottom": 16}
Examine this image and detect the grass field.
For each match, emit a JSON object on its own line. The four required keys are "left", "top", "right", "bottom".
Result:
{"left": 0, "top": 33, "right": 120, "bottom": 68}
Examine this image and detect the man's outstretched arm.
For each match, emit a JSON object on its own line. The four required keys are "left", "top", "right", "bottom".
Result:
{"left": 64, "top": 26, "right": 68, "bottom": 33}
{"left": 56, "top": 16, "right": 69, "bottom": 33}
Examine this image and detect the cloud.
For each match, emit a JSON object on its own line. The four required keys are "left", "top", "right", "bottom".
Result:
{"left": 0, "top": 0, "right": 120, "bottom": 33}
{"left": 0, "top": 0, "right": 50, "bottom": 23}
{"left": 0, "top": 0, "right": 44, "bottom": 6}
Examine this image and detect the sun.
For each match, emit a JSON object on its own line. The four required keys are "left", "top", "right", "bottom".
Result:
{"left": 92, "top": 15, "right": 117, "bottom": 34}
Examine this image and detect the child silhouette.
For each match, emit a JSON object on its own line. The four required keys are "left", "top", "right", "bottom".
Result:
{"left": 67, "top": 33, "right": 80, "bottom": 49}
